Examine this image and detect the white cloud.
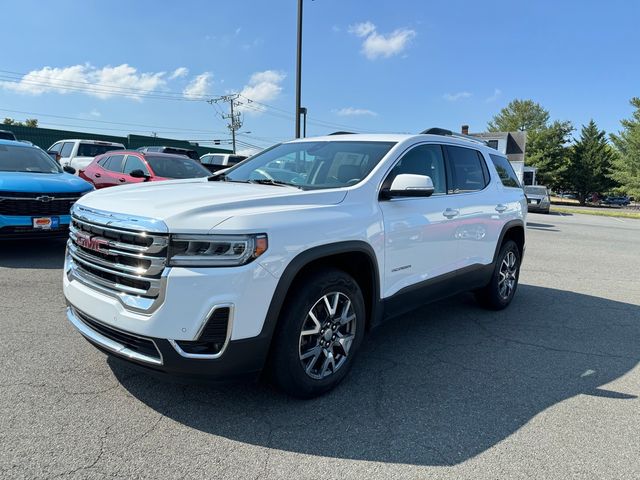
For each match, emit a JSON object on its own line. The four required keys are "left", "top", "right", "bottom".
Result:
{"left": 238, "top": 70, "right": 286, "bottom": 114}
{"left": 443, "top": 91, "right": 472, "bottom": 101}
{"left": 0, "top": 64, "right": 168, "bottom": 101}
{"left": 183, "top": 72, "right": 213, "bottom": 99}
{"left": 170, "top": 67, "right": 189, "bottom": 80}
{"left": 335, "top": 107, "right": 378, "bottom": 117}
{"left": 485, "top": 88, "right": 502, "bottom": 102}
{"left": 89, "top": 109, "right": 101, "bottom": 117}
{"left": 348, "top": 21, "right": 416, "bottom": 60}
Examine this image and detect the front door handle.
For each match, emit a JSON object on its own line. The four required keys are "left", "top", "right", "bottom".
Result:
{"left": 119, "top": 178, "right": 126, "bottom": 183}
{"left": 495, "top": 204, "right": 508, "bottom": 213}
{"left": 443, "top": 208, "right": 459, "bottom": 219}
{"left": 94, "top": 173, "right": 101, "bottom": 178}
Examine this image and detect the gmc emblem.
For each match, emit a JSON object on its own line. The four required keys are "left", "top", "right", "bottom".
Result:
{"left": 75, "top": 231, "right": 110, "bottom": 255}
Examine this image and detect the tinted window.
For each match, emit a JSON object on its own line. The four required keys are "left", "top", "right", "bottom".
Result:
{"left": 0, "top": 145, "right": 61, "bottom": 173}
{"left": 210, "top": 155, "right": 225, "bottom": 165}
{"left": 77, "top": 143, "right": 125, "bottom": 157}
{"left": 145, "top": 155, "right": 210, "bottom": 179}
{"left": 490, "top": 154, "right": 521, "bottom": 188}
{"left": 104, "top": 154, "right": 125, "bottom": 172}
{"left": 228, "top": 155, "right": 247, "bottom": 165}
{"left": 0, "top": 131, "right": 17, "bottom": 140}
{"left": 487, "top": 140, "right": 499, "bottom": 150}
{"left": 446, "top": 146, "right": 488, "bottom": 193}
{"left": 385, "top": 144, "right": 446, "bottom": 195}
{"left": 200, "top": 155, "right": 214, "bottom": 165}
{"left": 123, "top": 155, "right": 149, "bottom": 175}
{"left": 60, "top": 142, "right": 75, "bottom": 157}
{"left": 48, "top": 142, "right": 63, "bottom": 153}
{"left": 524, "top": 186, "right": 548, "bottom": 195}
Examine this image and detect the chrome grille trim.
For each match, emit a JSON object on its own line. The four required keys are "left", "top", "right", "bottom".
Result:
{"left": 66, "top": 206, "right": 169, "bottom": 313}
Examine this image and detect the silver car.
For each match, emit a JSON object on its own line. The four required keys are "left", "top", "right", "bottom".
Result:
{"left": 525, "top": 185, "right": 550, "bottom": 213}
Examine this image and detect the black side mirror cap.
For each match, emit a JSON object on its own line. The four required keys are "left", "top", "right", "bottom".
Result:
{"left": 130, "top": 169, "right": 151, "bottom": 180}
{"left": 63, "top": 166, "right": 76, "bottom": 174}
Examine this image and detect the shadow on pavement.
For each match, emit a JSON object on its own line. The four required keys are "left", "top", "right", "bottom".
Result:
{"left": 0, "top": 238, "right": 66, "bottom": 269}
{"left": 112, "top": 285, "right": 639, "bottom": 466}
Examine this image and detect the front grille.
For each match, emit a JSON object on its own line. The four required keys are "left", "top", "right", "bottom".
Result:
{"left": 68, "top": 215, "right": 168, "bottom": 299}
{"left": 0, "top": 192, "right": 81, "bottom": 216}
{"left": 74, "top": 309, "right": 161, "bottom": 361}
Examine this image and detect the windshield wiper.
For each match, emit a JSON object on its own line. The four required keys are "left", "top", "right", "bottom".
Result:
{"left": 248, "top": 179, "right": 302, "bottom": 188}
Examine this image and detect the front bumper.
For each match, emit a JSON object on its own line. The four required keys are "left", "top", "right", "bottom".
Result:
{"left": 67, "top": 306, "right": 271, "bottom": 380}
{"left": 0, "top": 214, "right": 71, "bottom": 239}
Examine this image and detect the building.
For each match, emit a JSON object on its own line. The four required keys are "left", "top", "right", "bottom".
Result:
{"left": 462, "top": 125, "right": 536, "bottom": 185}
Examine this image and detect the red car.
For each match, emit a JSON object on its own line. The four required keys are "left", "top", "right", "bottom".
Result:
{"left": 79, "top": 150, "right": 210, "bottom": 188}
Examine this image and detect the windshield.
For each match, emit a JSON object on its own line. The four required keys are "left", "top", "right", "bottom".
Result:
{"left": 0, "top": 144, "right": 63, "bottom": 173}
{"left": 146, "top": 155, "right": 210, "bottom": 179}
{"left": 223, "top": 141, "right": 396, "bottom": 189}
{"left": 524, "top": 186, "right": 548, "bottom": 195}
{"left": 77, "top": 143, "right": 124, "bottom": 157}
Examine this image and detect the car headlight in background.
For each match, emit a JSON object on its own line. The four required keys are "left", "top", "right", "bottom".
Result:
{"left": 168, "top": 233, "right": 268, "bottom": 267}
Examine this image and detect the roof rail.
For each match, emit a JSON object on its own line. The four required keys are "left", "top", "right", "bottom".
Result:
{"left": 420, "top": 127, "right": 488, "bottom": 146}
{"left": 328, "top": 131, "right": 355, "bottom": 135}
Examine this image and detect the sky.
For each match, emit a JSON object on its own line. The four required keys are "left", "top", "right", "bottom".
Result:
{"left": 1, "top": 0, "right": 638, "bottom": 155}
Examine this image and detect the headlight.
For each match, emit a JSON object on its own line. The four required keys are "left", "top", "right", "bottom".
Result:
{"left": 168, "top": 233, "right": 268, "bottom": 267}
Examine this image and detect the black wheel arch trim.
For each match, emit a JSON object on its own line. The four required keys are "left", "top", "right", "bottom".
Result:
{"left": 259, "top": 241, "right": 382, "bottom": 353}
{"left": 492, "top": 219, "right": 525, "bottom": 263}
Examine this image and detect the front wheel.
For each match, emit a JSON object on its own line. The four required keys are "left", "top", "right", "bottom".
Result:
{"left": 270, "top": 269, "right": 365, "bottom": 398}
{"left": 475, "top": 240, "right": 521, "bottom": 310}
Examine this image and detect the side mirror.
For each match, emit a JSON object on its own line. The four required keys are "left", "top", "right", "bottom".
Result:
{"left": 63, "top": 165, "right": 76, "bottom": 175}
{"left": 48, "top": 151, "right": 61, "bottom": 163}
{"left": 130, "top": 169, "right": 151, "bottom": 181}
{"left": 381, "top": 174, "right": 435, "bottom": 199}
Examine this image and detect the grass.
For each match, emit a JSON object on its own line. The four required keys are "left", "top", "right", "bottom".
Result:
{"left": 552, "top": 206, "right": 640, "bottom": 219}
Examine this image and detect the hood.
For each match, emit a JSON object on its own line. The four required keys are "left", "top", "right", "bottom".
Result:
{"left": 0, "top": 171, "right": 93, "bottom": 194}
{"left": 77, "top": 178, "right": 348, "bottom": 231}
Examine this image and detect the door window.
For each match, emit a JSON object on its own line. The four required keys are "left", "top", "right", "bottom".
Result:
{"left": 104, "top": 154, "right": 125, "bottom": 172}
{"left": 60, "top": 142, "right": 75, "bottom": 157}
{"left": 384, "top": 144, "right": 447, "bottom": 195}
{"left": 49, "top": 142, "right": 63, "bottom": 153}
{"left": 123, "top": 155, "right": 149, "bottom": 175}
{"left": 489, "top": 153, "right": 521, "bottom": 188}
{"left": 445, "top": 146, "right": 489, "bottom": 193}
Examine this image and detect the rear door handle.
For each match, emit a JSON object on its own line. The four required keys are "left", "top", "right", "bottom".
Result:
{"left": 495, "top": 204, "right": 507, "bottom": 213}
{"left": 443, "top": 208, "right": 459, "bottom": 219}
{"left": 119, "top": 178, "right": 126, "bottom": 183}
{"left": 94, "top": 173, "right": 101, "bottom": 178}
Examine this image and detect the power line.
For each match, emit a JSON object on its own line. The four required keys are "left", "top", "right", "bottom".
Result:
{"left": 208, "top": 94, "right": 244, "bottom": 154}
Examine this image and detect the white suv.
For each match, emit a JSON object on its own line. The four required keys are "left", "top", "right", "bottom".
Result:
{"left": 63, "top": 129, "right": 526, "bottom": 397}
{"left": 48, "top": 139, "right": 125, "bottom": 172}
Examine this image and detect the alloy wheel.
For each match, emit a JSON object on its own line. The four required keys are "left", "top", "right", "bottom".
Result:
{"left": 498, "top": 251, "right": 518, "bottom": 300}
{"left": 298, "top": 292, "right": 357, "bottom": 380}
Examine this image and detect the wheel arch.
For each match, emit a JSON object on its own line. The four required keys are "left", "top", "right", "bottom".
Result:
{"left": 494, "top": 219, "right": 525, "bottom": 262}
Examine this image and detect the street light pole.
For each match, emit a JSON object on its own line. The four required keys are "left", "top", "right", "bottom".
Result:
{"left": 295, "top": 0, "right": 303, "bottom": 138}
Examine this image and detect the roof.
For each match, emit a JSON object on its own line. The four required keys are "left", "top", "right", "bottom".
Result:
{"left": 53, "top": 139, "right": 125, "bottom": 145}
{"left": 0, "top": 139, "right": 32, "bottom": 148}
{"left": 100, "top": 150, "right": 195, "bottom": 159}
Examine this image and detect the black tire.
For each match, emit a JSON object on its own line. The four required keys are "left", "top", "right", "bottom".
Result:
{"left": 269, "top": 268, "right": 366, "bottom": 398}
{"left": 475, "top": 240, "right": 521, "bottom": 310}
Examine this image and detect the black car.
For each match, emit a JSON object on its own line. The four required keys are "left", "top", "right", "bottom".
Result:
{"left": 601, "top": 196, "right": 630, "bottom": 207}
{"left": 136, "top": 146, "right": 199, "bottom": 161}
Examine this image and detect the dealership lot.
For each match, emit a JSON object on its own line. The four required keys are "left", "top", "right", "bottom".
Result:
{"left": 1, "top": 213, "right": 638, "bottom": 479}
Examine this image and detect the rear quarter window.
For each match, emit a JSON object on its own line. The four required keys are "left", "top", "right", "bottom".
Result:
{"left": 489, "top": 154, "right": 521, "bottom": 188}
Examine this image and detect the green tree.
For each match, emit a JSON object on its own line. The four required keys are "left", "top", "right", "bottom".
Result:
{"left": 610, "top": 97, "right": 640, "bottom": 198}
{"left": 488, "top": 99, "right": 572, "bottom": 189}
{"left": 488, "top": 99, "right": 550, "bottom": 132}
{"left": 2, "top": 117, "right": 38, "bottom": 127}
{"left": 3, "top": 118, "right": 16, "bottom": 125}
{"left": 24, "top": 118, "right": 38, "bottom": 127}
{"left": 565, "top": 120, "right": 616, "bottom": 204}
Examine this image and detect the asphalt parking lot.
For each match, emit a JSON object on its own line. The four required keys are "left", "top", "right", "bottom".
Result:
{"left": 1, "top": 212, "right": 638, "bottom": 480}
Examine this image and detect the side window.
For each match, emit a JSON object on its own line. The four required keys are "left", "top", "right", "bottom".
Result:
{"left": 200, "top": 155, "right": 212, "bottom": 165}
{"left": 104, "top": 154, "right": 125, "bottom": 172}
{"left": 384, "top": 144, "right": 447, "bottom": 195}
{"left": 228, "top": 155, "right": 246, "bottom": 165}
{"left": 123, "top": 155, "right": 149, "bottom": 175}
{"left": 489, "top": 153, "right": 521, "bottom": 188}
{"left": 49, "top": 142, "right": 63, "bottom": 153}
{"left": 60, "top": 142, "right": 75, "bottom": 157}
{"left": 445, "top": 146, "right": 489, "bottom": 193}
{"left": 212, "top": 155, "right": 225, "bottom": 165}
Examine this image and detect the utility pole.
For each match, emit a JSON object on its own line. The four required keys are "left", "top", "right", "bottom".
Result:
{"left": 295, "top": 0, "right": 303, "bottom": 138}
{"left": 208, "top": 94, "right": 243, "bottom": 154}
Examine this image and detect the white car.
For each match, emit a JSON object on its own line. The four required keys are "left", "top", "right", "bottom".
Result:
{"left": 199, "top": 153, "right": 248, "bottom": 172}
{"left": 63, "top": 129, "right": 526, "bottom": 397}
{"left": 48, "top": 139, "right": 125, "bottom": 173}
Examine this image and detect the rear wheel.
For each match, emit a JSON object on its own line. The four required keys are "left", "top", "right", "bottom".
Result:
{"left": 475, "top": 240, "right": 521, "bottom": 310}
{"left": 270, "top": 268, "right": 365, "bottom": 398}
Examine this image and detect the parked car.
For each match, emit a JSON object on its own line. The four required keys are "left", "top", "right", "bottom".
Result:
{"left": 64, "top": 129, "right": 526, "bottom": 397}
{"left": 199, "top": 153, "right": 248, "bottom": 172}
{"left": 0, "top": 130, "right": 18, "bottom": 141}
{"left": 0, "top": 139, "right": 93, "bottom": 239}
{"left": 47, "top": 139, "right": 125, "bottom": 173}
{"left": 600, "top": 196, "right": 630, "bottom": 207}
{"left": 524, "top": 185, "right": 551, "bottom": 213}
{"left": 79, "top": 151, "right": 210, "bottom": 188}
{"left": 136, "top": 146, "right": 200, "bottom": 161}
